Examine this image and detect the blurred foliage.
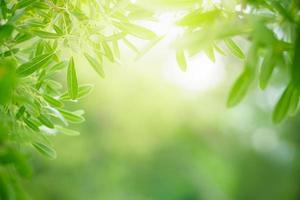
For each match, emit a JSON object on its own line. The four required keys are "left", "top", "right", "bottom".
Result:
{"left": 0, "top": 0, "right": 300, "bottom": 199}
{"left": 23, "top": 64, "right": 300, "bottom": 200}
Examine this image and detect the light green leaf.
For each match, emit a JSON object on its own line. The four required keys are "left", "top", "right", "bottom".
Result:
{"left": 58, "top": 109, "right": 85, "bottom": 124}
{"left": 224, "top": 38, "right": 245, "bottom": 59}
{"left": 84, "top": 53, "right": 105, "bottom": 78}
{"left": 32, "top": 142, "right": 57, "bottom": 159}
{"left": 17, "top": 53, "right": 54, "bottom": 77}
{"left": 38, "top": 114, "right": 54, "bottom": 129}
{"left": 227, "top": 68, "right": 253, "bottom": 107}
{"left": 102, "top": 41, "right": 114, "bottom": 62}
{"left": 176, "top": 49, "right": 187, "bottom": 72}
{"left": 56, "top": 126, "right": 80, "bottom": 136}
{"left": 67, "top": 57, "right": 78, "bottom": 100}
{"left": 32, "top": 30, "right": 62, "bottom": 39}
{"left": 60, "top": 84, "right": 94, "bottom": 100}
{"left": 273, "top": 84, "right": 295, "bottom": 123}
{"left": 259, "top": 51, "right": 275, "bottom": 90}
{"left": 43, "top": 94, "right": 63, "bottom": 108}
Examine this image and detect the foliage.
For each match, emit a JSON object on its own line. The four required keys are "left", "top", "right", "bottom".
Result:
{"left": 0, "top": 0, "right": 300, "bottom": 199}
{"left": 0, "top": 0, "right": 157, "bottom": 198}
{"left": 167, "top": 0, "right": 300, "bottom": 123}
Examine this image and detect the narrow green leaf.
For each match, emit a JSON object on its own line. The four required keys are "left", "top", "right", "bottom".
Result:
{"left": 176, "top": 49, "right": 187, "bottom": 71}
{"left": 273, "top": 84, "right": 294, "bottom": 123}
{"left": 56, "top": 126, "right": 80, "bottom": 136}
{"left": 32, "top": 142, "right": 57, "bottom": 159}
{"left": 227, "top": 68, "right": 253, "bottom": 107}
{"left": 58, "top": 109, "right": 85, "bottom": 123}
{"left": 60, "top": 84, "right": 93, "bottom": 100}
{"left": 224, "top": 38, "right": 245, "bottom": 59}
{"left": 102, "top": 41, "right": 114, "bottom": 62}
{"left": 32, "top": 30, "right": 61, "bottom": 39}
{"left": 259, "top": 51, "right": 275, "bottom": 89}
{"left": 67, "top": 57, "right": 78, "bottom": 100}
{"left": 43, "top": 94, "right": 63, "bottom": 108}
{"left": 16, "top": 106, "right": 26, "bottom": 119}
{"left": 24, "top": 118, "right": 40, "bottom": 132}
{"left": 17, "top": 53, "right": 54, "bottom": 77}
{"left": 288, "top": 89, "right": 300, "bottom": 116}
{"left": 38, "top": 114, "right": 54, "bottom": 129}
{"left": 84, "top": 53, "right": 105, "bottom": 78}
{"left": 177, "top": 9, "right": 220, "bottom": 27}
{"left": 205, "top": 46, "right": 215, "bottom": 62}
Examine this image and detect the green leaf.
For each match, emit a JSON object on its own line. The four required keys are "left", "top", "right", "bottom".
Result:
{"left": 56, "top": 126, "right": 80, "bottom": 136}
{"left": 38, "top": 114, "right": 54, "bottom": 129}
{"left": 84, "top": 53, "right": 105, "bottom": 78}
{"left": 288, "top": 89, "right": 300, "bottom": 116}
{"left": 60, "top": 84, "right": 93, "bottom": 100}
{"left": 67, "top": 57, "right": 78, "bottom": 100}
{"left": 102, "top": 41, "right": 114, "bottom": 62}
{"left": 32, "top": 142, "right": 57, "bottom": 159}
{"left": 176, "top": 49, "right": 187, "bottom": 71}
{"left": 58, "top": 109, "right": 85, "bottom": 123}
{"left": 43, "top": 94, "right": 63, "bottom": 108}
{"left": 177, "top": 9, "right": 220, "bottom": 27}
{"left": 17, "top": 53, "right": 54, "bottom": 77}
{"left": 114, "top": 22, "right": 156, "bottom": 40}
{"left": 0, "top": 24, "right": 14, "bottom": 42}
{"left": 227, "top": 68, "right": 253, "bottom": 107}
{"left": 224, "top": 38, "right": 245, "bottom": 59}
{"left": 204, "top": 46, "right": 215, "bottom": 62}
{"left": 32, "top": 30, "right": 62, "bottom": 39}
{"left": 273, "top": 84, "right": 295, "bottom": 123}
{"left": 16, "top": 106, "right": 26, "bottom": 119}
{"left": 259, "top": 51, "right": 275, "bottom": 89}
{"left": 24, "top": 118, "right": 40, "bottom": 132}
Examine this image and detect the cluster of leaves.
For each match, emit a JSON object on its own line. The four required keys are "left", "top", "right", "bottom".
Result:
{"left": 0, "top": 0, "right": 157, "bottom": 199}
{"left": 172, "top": 0, "right": 300, "bottom": 123}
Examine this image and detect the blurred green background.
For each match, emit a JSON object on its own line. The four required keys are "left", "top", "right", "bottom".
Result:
{"left": 23, "top": 39, "right": 300, "bottom": 200}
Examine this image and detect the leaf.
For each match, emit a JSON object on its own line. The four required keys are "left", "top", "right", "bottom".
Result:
{"left": 273, "top": 84, "right": 295, "bottom": 123}
{"left": 114, "top": 22, "right": 156, "bottom": 40}
{"left": 288, "top": 89, "right": 300, "bottom": 116}
{"left": 56, "top": 126, "right": 80, "bottom": 136}
{"left": 17, "top": 53, "right": 54, "bottom": 77}
{"left": 259, "top": 51, "right": 275, "bottom": 89}
{"left": 0, "top": 48, "right": 19, "bottom": 57}
{"left": 24, "top": 118, "right": 40, "bottom": 132}
{"left": 177, "top": 9, "right": 220, "bottom": 27}
{"left": 60, "top": 84, "right": 93, "bottom": 100}
{"left": 32, "top": 142, "right": 57, "bottom": 159}
{"left": 67, "top": 57, "right": 78, "bottom": 100}
{"left": 227, "top": 68, "right": 253, "bottom": 107}
{"left": 0, "top": 24, "right": 14, "bottom": 42}
{"left": 38, "top": 114, "right": 54, "bottom": 129}
{"left": 204, "top": 46, "right": 215, "bottom": 62}
{"left": 102, "top": 41, "right": 114, "bottom": 62}
{"left": 176, "top": 49, "right": 187, "bottom": 71}
{"left": 43, "top": 94, "right": 63, "bottom": 108}
{"left": 32, "top": 30, "right": 62, "bottom": 39}
{"left": 16, "top": 106, "right": 26, "bottom": 119}
{"left": 224, "top": 38, "right": 245, "bottom": 59}
{"left": 58, "top": 109, "right": 85, "bottom": 123}
{"left": 84, "top": 53, "right": 105, "bottom": 78}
